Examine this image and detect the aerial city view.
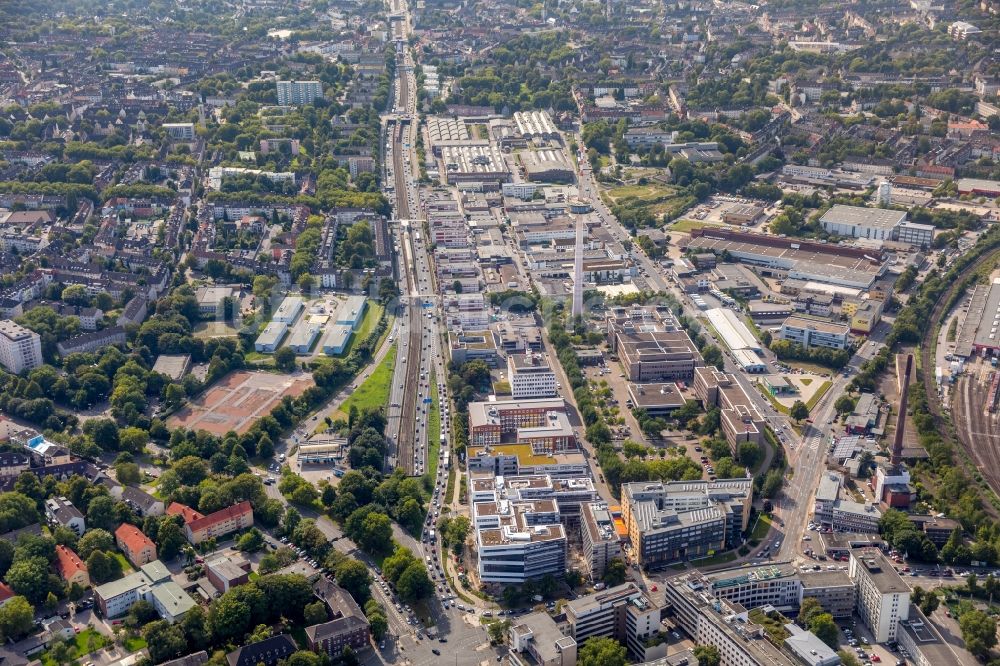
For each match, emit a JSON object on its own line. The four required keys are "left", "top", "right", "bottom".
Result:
{"left": 0, "top": 0, "right": 999, "bottom": 665}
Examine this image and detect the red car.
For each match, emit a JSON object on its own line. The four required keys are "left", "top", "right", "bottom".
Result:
{"left": 650, "top": 585, "right": 658, "bottom": 592}
{"left": 871, "top": 655, "right": 881, "bottom": 663}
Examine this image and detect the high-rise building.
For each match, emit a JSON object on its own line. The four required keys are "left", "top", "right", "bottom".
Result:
{"left": 276, "top": 80, "right": 323, "bottom": 105}
{"left": 508, "top": 353, "right": 558, "bottom": 399}
{"left": 0, "top": 320, "right": 42, "bottom": 373}
{"left": 848, "top": 549, "right": 910, "bottom": 643}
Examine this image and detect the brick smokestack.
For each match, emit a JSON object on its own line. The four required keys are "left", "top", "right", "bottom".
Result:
{"left": 891, "top": 354, "right": 913, "bottom": 467}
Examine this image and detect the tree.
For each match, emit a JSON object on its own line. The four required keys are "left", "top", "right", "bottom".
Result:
{"left": 919, "top": 591, "right": 940, "bottom": 616}
{"left": 303, "top": 600, "right": 328, "bottom": 626}
{"left": 578, "top": 636, "right": 627, "bottom": 666}
{"left": 126, "top": 600, "right": 159, "bottom": 628}
{"left": 115, "top": 462, "right": 141, "bottom": 485}
{"left": 0, "top": 596, "right": 34, "bottom": 639}
{"left": 333, "top": 560, "right": 371, "bottom": 603}
{"left": 6, "top": 557, "right": 51, "bottom": 603}
{"left": 798, "top": 597, "right": 824, "bottom": 627}
{"left": 157, "top": 520, "right": 186, "bottom": 561}
{"left": 959, "top": 609, "right": 998, "bottom": 658}
{"left": 356, "top": 512, "right": 393, "bottom": 554}
{"left": 790, "top": 400, "right": 809, "bottom": 422}
{"left": 834, "top": 395, "right": 857, "bottom": 415}
{"left": 77, "top": 529, "right": 114, "bottom": 559}
{"left": 86, "top": 496, "right": 118, "bottom": 532}
{"left": 143, "top": 620, "right": 187, "bottom": 663}
{"left": 368, "top": 612, "right": 388, "bottom": 640}
{"left": 86, "top": 550, "right": 123, "bottom": 585}
{"left": 236, "top": 529, "right": 264, "bottom": 553}
{"left": 809, "top": 612, "right": 839, "bottom": 648}
{"left": 396, "top": 563, "right": 433, "bottom": 602}
{"left": 274, "top": 347, "right": 297, "bottom": 372}
{"left": 693, "top": 645, "right": 720, "bottom": 666}
{"left": 487, "top": 619, "right": 511, "bottom": 645}
{"left": 603, "top": 558, "right": 627, "bottom": 586}
{"left": 118, "top": 426, "right": 149, "bottom": 453}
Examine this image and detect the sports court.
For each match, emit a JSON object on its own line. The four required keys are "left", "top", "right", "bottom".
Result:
{"left": 167, "top": 371, "right": 314, "bottom": 435}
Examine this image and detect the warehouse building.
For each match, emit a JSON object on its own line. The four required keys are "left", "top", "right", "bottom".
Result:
{"left": 322, "top": 324, "right": 354, "bottom": 356}
{"left": 254, "top": 322, "right": 288, "bottom": 353}
{"left": 519, "top": 149, "right": 574, "bottom": 183}
{"left": 954, "top": 277, "right": 1000, "bottom": 357}
{"left": 704, "top": 307, "right": 762, "bottom": 353}
{"left": 335, "top": 296, "right": 367, "bottom": 330}
{"left": 819, "top": 205, "right": 907, "bottom": 242}
{"left": 684, "top": 228, "right": 886, "bottom": 289}
{"left": 440, "top": 143, "right": 512, "bottom": 185}
{"left": 513, "top": 111, "right": 559, "bottom": 141}
{"left": 287, "top": 320, "right": 323, "bottom": 355}
{"left": 272, "top": 296, "right": 304, "bottom": 324}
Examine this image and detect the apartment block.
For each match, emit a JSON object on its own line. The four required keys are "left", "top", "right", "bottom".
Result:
{"left": 0, "top": 320, "right": 42, "bottom": 373}
{"left": 849, "top": 549, "right": 910, "bottom": 643}
{"left": 167, "top": 501, "right": 253, "bottom": 544}
{"left": 115, "top": 523, "right": 157, "bottom": 567}
{"left": 45, "top": 497, "right": 85, "bottom": 536}
{"left": 276, "top": 80, "right": 323, "bottom": 105}
{"left": 564, "top": 583, "right": 660, "bottom": 659}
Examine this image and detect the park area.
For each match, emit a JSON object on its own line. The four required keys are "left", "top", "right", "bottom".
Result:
{"left": 601, "top": 179, "right": 695, "bottom": 222}
{"left": 167, "top": 370, "right": 314, "bottom": 435}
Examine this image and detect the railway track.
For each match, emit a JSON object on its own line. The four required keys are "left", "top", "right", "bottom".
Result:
{"left": 920, "top": 246, "right": 1000, "bottom": 507}
{"left": 389, "top": 61, "right": 424, "bottom": 475}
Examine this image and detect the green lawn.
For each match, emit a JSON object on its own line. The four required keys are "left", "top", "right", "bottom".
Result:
{"left": 39, "top": 628, "right": 110, "bottom": 666}
{"left": 669, "top": 219, "right": 719, "bottom": 233}
{"left": 750, "top": 514, "right": 773, "bottom": 541}
{"left": 445, "top": 465, "right": 457, "bottom": 503}
{"left": 112, "top": 552, "right": 134, "bottom": 573}
{"left": 339, "top": 302, "right": 385, "bottom": 358}
{"left": 603, "top": 183, "right": 677, "bottom": 204}
{"left": 193, "top": 321, "right": 239, "bottom": 338}
{"left": 75, "top": 629, "right": 109, "bottom": 655}
{"left": 122, "top": 636, "right": 147, "bottom": 652}
{"left": 426, "top": 369, "right": 441, "bottom": 480}
{"left": 689, "top": 551, "right": 738, "bottom": 567}
{"left": 332, "top": 343, "right": 397, "bottom": 421}
{"left": 806, "top": 380, "right": 833, "bottom": 410}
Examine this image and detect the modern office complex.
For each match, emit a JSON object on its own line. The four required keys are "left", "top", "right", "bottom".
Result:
{"left": 621, "top": 479, "right": 752, "bottom": 570}
{"left": 472, "top": 477, "right": 567, "bottom": 584}
{"left": 564, "top": 583, "right": 660, "bottom": 659}
{"left": 778, "top": 316, "right": 851, "bottom": 350}
{"left": 693, "top": 367, "right": 766, "bottom": 450}
{"left": 580, "top": 502, "right": 622, "bottom": 580}
{"left": 467, "top": 398, "right": 573, "bottom": 448}
{"left": 508, "top": 353, "right": 558, "bottom": 399}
